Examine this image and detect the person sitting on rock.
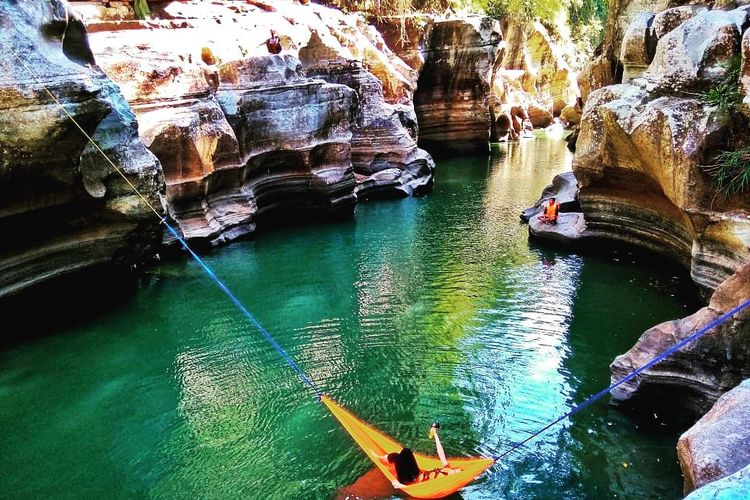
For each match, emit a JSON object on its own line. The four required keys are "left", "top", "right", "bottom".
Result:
{"left": 538, "top": 197, "right": 560, "bottom": 224}
{"left": 261, "top": 29, "right": 282, "bottom": 55}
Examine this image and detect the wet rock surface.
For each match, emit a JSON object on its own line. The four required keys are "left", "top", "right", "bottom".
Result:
{"left": 0, "top": 0, "right": 163, "bottom": 298}
{"left": 610, "top": 262, "right": 750, "bottom": 419}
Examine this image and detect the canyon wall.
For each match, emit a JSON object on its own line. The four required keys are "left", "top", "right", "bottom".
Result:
{"left": 569, "top": 3, "right": 750, "bottom": 493}
{"left": 575, "top": 6, "right": 750, "bottom": 292}
{"left": 78, "top": 0, "right": 434, "bottom": 244}
{"left": 0, "top": 0, "right": 163, "bottom": 298}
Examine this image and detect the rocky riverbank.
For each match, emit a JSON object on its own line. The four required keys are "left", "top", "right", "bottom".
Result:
{"left": 525, "top": 0, "right": 750, "bottom": 495}
{"left": 1, "top": 0, "right": 584, "bottom": 299}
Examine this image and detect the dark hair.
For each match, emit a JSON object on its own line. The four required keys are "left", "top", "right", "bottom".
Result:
{"left": 386, "top": 452, "right": 399, "bottom": 463}
{"left": 393, "top": 448, "right": 420, "bottom": 484}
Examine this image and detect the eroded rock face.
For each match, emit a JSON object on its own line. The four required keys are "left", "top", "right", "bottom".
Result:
{"left": 678, "top": 379, "right": 750, "bottom": 494}
{"left": 414, "top": 17, "right": 502, "bottom": 156}
{"left": 645, "top": 8, "right": 748, "bottom": 91}
{"left": 0, "top": 0, "right": 163, "bottom": 298}
{"left": 300, "top": 32, "right": 434, "bottom": 199}
{"left": 574, "top": 82, "right": 750, "bottom": 290}
{"left": 81, "top": 0, "right": 435, "bottom": 243}
{"left": 610, "top": 262, "right": 750, "bottom": 418}
{"left": 620, "top": 12, "right": 656, "bottom": 83}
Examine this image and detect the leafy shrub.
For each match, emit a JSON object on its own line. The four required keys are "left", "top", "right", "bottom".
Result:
{"left": 709, "top": 148, "right": 750, "bottom": 198}
{"left": 702, "top": 55, "right": 742, "bottom": 113}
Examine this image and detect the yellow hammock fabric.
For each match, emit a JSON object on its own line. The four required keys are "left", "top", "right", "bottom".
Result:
{"left": 321, "top": 395, "right": 494, "bottom": 499}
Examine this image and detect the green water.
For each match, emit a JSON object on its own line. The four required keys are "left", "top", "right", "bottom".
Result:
{"left": 0, "top": 138, "right": 699, "bottom": 499}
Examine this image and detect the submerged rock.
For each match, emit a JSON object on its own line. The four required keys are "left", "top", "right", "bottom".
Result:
{"left": 610, "top": 262, "right": 750, "bottom": 418}
{"left": 0, "top": 0, "right": 163, "bottom": 298}
{"left": 678, "top": 380, "right": 750, "bottom": 495}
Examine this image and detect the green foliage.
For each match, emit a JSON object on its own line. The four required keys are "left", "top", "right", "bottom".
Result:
{"left": 477, "top": 0, "right": 606, "bottom": 53}
{"left": 702, "top": 55, "right": 742, "bottom": 113}
{"left": 478, "top": 0, "right": 562, "bottom": 22}
{"left": 710, "top": 148, "right": 750, "bottom": 198}
{"left": 134, "top": 0, "right": 151, "bottom": 19}
{"left": 323, "top": 0, "right": 455, "bottom": 16}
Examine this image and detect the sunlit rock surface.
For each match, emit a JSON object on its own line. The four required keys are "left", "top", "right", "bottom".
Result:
{"left": 501, "top": 21, "right": 580, "bottom": 115}
{"left": 78, "top": 0, "right": 435, "bottom": 242}
{"left": 678, "top": 380, "right": 750, "bottom": 495}
{"left": 610, "top": 262, "right": 750, "bottom": 417}
{"left": 414, "top": 17, "right": 503, "bottom": 156}
{"left": 574, "top": 74, "right": 750, "bottom": 291}
{"left": 0, "top": 0, "right": 163, "bottom": 298}
{"left": 299, "top": 32, "right": 434, "bottom": 198}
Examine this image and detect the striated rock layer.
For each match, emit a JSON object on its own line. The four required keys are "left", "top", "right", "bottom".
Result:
{"left": 610, "top": 262, "right": 750, "bottom": 418}
{"left": 299, "top": 33, "right": 434, "bottom": 199}
{"left": 414, "top": 17, "right": 503, "bottom": 156}
{"left": 0, "top": 0, "right": 163, "bottom": 298}
{"left": 678, "top": 379, "right": 750, "bottom": 495}
{"left": 574, "top": 6, "right": 750, "bottom": 292}
{"left": 80, "top": 0, "right": 433, "bottom": 243}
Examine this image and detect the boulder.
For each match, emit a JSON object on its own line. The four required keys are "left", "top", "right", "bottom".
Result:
{"left": 521, "top": 171, "right": 579, "bottom": 221}
{"left": 0, "top": 0, "right": 163, "bottom": 298}
{"left": 527, "top": 100, "right": 553, "bottom": 128}
{"left": 560, "top": 100, "right": 583, "bottom": 126}
{"left": 684, "top": 463, "right": 750, "bottom": 500}
{"left": 678, "top": 379, "right": 750, "bottom": 494}
{"left": 651, "top": 6, "right": 705, "bottom": 40}
{"left": 610, "top": 262, "right": 750, "bottom": 418}
{"left": 574, "top": 83, "right": 750, "bottom": 291}
{"left": 528, "top": 212, "right": 589, "bottom": 244}
{"left": 620, "top": 12, "right": 656, "bottom": 83}
{"left": 645, "top": 8, "right": 748, "bottom": 91}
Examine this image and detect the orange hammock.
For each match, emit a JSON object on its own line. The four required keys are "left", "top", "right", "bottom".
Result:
{"left": 322, "top": 395, "right": 494, "bottom": 499}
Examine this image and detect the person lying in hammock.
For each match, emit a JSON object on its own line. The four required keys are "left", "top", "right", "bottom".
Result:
{"left": 379, "top": 422, "right": 459, "bottom": 488}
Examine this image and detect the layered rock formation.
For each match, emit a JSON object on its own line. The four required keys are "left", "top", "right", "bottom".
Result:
{"left": 299, "top": 34, "right": 434, "bottom": 198}
{"left": 0, "top": 0, "right": 163, "bottom": 298}
{"left": 574, "top": 6, "right": 750, "bottom": 292}
{"left": 414, "top": 17, "right": 503, "bottom": 155}
{"left": 610, "top": 262, "right": 750, "bottom": 418}
{"left": 79, "top": 0, "right": 434, "bottom": 243}
{"left": 376, "top": 14, "right": 581, "bottom": 151}
{"left": 677, "top": 379, "right": 750, "bottom": 494}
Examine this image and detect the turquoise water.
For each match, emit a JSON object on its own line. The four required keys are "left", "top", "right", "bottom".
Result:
{"left": 0, "top": 138, "right": 699, "bottom": 499}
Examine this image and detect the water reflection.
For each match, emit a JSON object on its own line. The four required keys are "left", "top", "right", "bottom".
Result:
{"left": 0, "top": 138, "right": 694, "bottom": 499}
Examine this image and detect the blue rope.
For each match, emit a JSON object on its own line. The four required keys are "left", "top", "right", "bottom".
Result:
{"left": 163, "top": 220, "right": 323, "bottom": 399}
{"left": 493, "top": 297, "right": 750, "bottom": 461}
